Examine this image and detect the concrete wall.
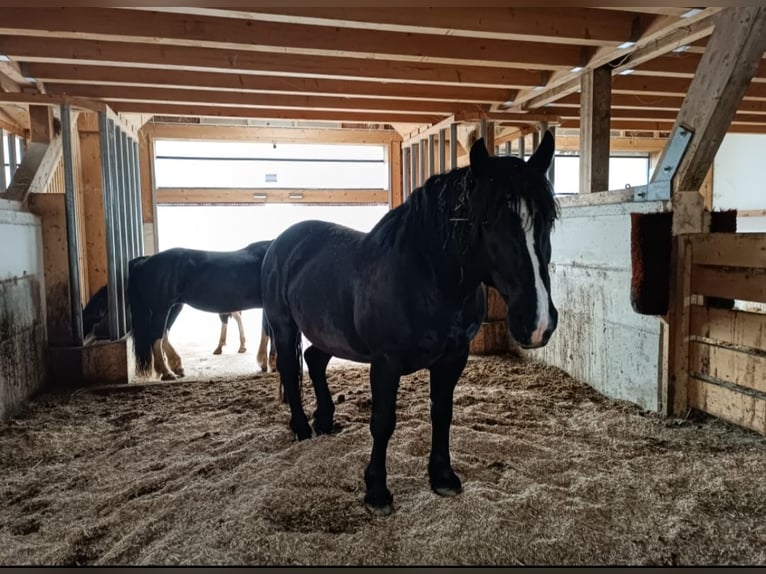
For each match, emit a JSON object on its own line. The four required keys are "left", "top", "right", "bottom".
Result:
{"left": 0, "top": 202, "right": 47, "bottom": 420}
{"left": 527, "top": 199, "right": 667, "bottom": 412}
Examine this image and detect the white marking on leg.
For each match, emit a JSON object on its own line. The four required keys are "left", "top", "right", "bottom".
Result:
{"left": 257, "top": 325, "right": 269, "bottom": 371}
{"left": 520, "top": 203, "right": 551, "bottom": 346}
{"left": 163, "top": 333, "right": 184, "bottom": 376}
{"left": 233, "top": 311, "right": 246, "bottom": 353}
{"left": 214, "top": 320, "right": 227, "bottom": 354}
{"left": 153, "top": 339, "right": 175, "bottom": 380}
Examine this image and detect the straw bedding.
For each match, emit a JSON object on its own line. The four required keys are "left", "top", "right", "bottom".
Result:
{"left": 1, "top": 355, "right": 764, "bottom": 566}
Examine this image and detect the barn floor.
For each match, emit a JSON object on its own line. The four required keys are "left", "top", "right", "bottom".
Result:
{"left": 1, "top": 355, "right": 765, "bottom": 566}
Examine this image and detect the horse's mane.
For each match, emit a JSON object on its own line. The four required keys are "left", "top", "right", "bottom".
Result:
{"left": 370, "top": 157, "right": 558, "bottom": 260}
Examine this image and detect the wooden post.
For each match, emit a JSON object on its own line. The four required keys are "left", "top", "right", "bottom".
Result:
{"left": 438, "top": 128, "right": 446, "bottom": 173}
{"left": 401, "top": 146, "right": 411, "bottom": 202}
{"left": 450, "top": 123, "right": 458, "bottom": 170}
{"left": 428, "top": 133, "right": 435, "bottom": 177}
{"left": 138, "top": 130, "right": 158, "bottom": 254}
{"left": 579, "top": 65, "right": 612, "bottom": 193}
{"left": 29, "top": 105, "right": 54, "bottom": 144}
{"left": 672, "top": 7, "right": 766, "bottom": 193}
{"left": 388, "top": 139, "right": 403, "bottom": 209}
{"left": 77, "top": 113, "right": 109, "bottom": 300}
{"left": 518, "top": 135, "right": 526, "bottom": 159}
{"left": 410, "top": 141, "right": 420, "bottom": 190}
{"left": 419, "top": 139, "right": 427, "bottom": 184}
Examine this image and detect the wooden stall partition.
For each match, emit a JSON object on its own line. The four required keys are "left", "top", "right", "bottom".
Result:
{"left": 671, "top": 232, "right": 766, "bottom": 434}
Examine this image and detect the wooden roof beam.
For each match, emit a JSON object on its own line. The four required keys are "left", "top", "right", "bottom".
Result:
{"left": 0, "top": 8, "right": 584, "bottom": 69}
{"left": 514, "top": 8, "right": 721, "bottom": 109}
{"left": 113, "top": 102, "right": 446, "bottom": 125}
{"left": 14, "top": 41, "right": 546, "bottom": 90}
{"left": 16, "top": 62, "right": 514, "bottom": 104}
{"left": 149, "top": 7, "right": 638, "bottom": 46}
{"left": 43, "top": 83, "right": 493, "bottom": 116}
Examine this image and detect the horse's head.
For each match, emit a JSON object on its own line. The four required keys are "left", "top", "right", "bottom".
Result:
{"left": 470, "top": 132, "right": 558, "bottom": 349}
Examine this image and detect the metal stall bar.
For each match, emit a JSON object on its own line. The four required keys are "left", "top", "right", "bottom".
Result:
{"left": 60, "top": 105, "right": 84, "bottom": 346}
{"left": 120, "top": 131, "right": 135, "bottom": 264}
{"left": 7, "top": 133, "right": 17, "bottom": 182}
{"left": 0, "top": 129, "right": 6, "bottom": 191}
{"left": 99, "top": 113, "right": 120, "bottom": 341}
{"left": 110, "top": 120, "right": 127, "bottom": 337}
{"left": 131, "top": 139, "right": 144, "bottom": 255}
{"left": 126, "top": 136, "right": 138, "bottom": 259}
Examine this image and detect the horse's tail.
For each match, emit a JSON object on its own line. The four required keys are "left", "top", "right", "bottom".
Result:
{"left": 127, "top": 274, "right": 154, "bottom": 375}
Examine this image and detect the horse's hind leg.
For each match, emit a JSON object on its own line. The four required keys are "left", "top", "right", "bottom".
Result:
{"left": 214, "top": 313, "right": 228, "bottom": 355}
{"left": 162, "top": 333, "right": 184, "bottom": 377}
{"left": 427, "top": 348, "right": 468, "bottom": 498}
{"left": 149, "top": 310, "right": 176, "bottom": 381}
{"left": 232, "top": 311, "right": 246, "bottom": 353}
{"left": 256, "top": 323, "right": 269, "bottom": 372}
{"left": 272, "top": 317, "right": 312, "bottom": 441}
{"left": 304, "top": 345, "right": 334, "bottom": 435}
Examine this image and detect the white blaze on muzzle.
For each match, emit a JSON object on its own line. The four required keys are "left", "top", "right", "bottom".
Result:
{"left": 519, "top": 203, "right": 550, "bottom": 346}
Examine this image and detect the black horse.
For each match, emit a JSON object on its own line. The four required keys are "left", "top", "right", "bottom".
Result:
{"left": 126, "top": 240, "right": 275, "bottom": 380}
{"left": 261, "top": 133, "right": 558, "bottom": 515}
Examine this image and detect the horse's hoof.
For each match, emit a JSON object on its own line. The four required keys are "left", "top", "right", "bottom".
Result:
{"left": 238, "top": 347, "right": 246, "bottom": 353}
{"left": 364, "top": 491, "right": 394, "bottom": 516}
{"left": 430, "top": 472, "right": 463, "bottom": 497}
{"left": 311, "top": 419, "right": 336, "bottom": 436}
{"left": 175, "top": 369, "right": 185, "bottom": 378}
{"left": 365, "top": 502, "right": 394, "bottom": 516}
{"left": 433, "top": 486, "right": 462, "bottom": 497}
{"left": 213, "top": 348, "right": 222, "bottom": 355}
{"left": 160, "top": 372, "right": 176, "bottom": 381}
{"left": 259, "top": 363, "right": 267, "bottom": 372}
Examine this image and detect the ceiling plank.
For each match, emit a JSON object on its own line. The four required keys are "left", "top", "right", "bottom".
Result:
{"left": 13, "top": 40, "right": 546, "bottom": 90}
{"left": 44, "top": 82, "right": 488, "bottom": 115}
{"left": 21, "top": 63, "right": 513, "bottom": 103}
{"left": 150, "top": 7, "right": 636, "bottom": 46}
{"left": 0, "top": 7, "right": 584, "bottom": 69}
{"left": 112, "top": 102, "right": 446, "bottom": 124}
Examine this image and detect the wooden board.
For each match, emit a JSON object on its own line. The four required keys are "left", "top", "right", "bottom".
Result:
{"left": 690, "top": 233, "right": 766, "bottom": 269}
{"left": 689, "top": 341, "right": 766, "bottom": 394}
{"left": 688, "top": 376, "right": 766, "bottom": 435}
{"left": 690, "top": 306, "right": 766, "bottom": 352}
{"left": 691, "top": 265, "right": 766, "bottom": 304}
{"left": 485, "top": 286, "right": 507, "bottom": 322}
{"left": 156, "top": 188, "right": 388, "bottom": 205}
{"left": 469, "top": 321, "right": 510, "bottom": 355}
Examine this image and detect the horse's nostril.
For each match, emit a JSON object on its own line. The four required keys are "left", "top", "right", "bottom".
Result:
{"left": 543, "top": 328, "right": 554, "bottom": 342}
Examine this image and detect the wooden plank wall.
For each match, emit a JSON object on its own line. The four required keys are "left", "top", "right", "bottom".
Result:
{"left": 680, "top": 232, "right": 766, "bottom": 434}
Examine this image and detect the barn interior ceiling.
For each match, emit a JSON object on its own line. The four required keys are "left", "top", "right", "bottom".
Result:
{"left": 0, "top": 6, "right": 764, "bottom": 141}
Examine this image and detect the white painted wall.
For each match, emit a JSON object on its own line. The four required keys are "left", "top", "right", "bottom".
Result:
{"left": 0, "top": 205, "right": 47, "bottom": 420}
{"left": 713, "top": 133, "right": 766, "bottom": 232}
{"left": 527, "top": 200, "right": 667, "bottom": 411}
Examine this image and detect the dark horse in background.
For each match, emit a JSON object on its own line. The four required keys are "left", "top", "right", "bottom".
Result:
{"left": 261, "top": 133, "right": 558, "bottom": 515}
{"left": 83, "top": 280, "right": 276, "bottom": 378}
{"left": 126, "top": 240, "right": 277, "bottom": 381}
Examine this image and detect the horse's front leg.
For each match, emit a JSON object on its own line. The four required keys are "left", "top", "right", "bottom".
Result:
{"left": 428, "top": 347, "right": 468, "bottom": 497}
{"left": 364, "top": 357, "right": 401, "bottom": 515}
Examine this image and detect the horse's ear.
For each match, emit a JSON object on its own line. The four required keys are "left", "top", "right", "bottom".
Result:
{"left": 470, "top": 138, "right": 490, "bottom": 176}
{"left": 527, "top": 130, "right": 555, "bottom": 173}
